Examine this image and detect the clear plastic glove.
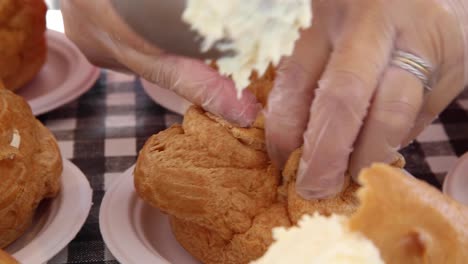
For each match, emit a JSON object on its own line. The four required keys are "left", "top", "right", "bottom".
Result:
{"left": 60, "top": 0, "right": 261, "bottom": 127}
{"left": 265, "top": 0, "right": 468, "bottom": 199}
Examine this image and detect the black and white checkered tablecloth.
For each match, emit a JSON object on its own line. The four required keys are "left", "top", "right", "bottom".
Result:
{"left": 37, "top": 70, "right": 468, "bottom": 263}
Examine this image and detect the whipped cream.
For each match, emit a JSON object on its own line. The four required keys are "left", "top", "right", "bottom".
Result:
{"left": 251, "top": 213, "right": 384, "bottom": 264}
{"left": 182, "top": 0, "right": 312, "bottom": 97}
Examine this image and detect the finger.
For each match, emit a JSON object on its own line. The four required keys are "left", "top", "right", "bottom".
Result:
{"left": 265, "top": 18, "right": 330, "bottom": 169}
{"left": 395, "top": 9, "right": 466, "bottom": 146}
{"left": 125, "top": 52, "right": 261, "bottom": 127}
{"left": 402, "top": 60, "right": 465, "bottom": 145}
{"left": 348, "top": 65, "right": 424, "bottom": 179}
{"left": 61, "top": 0, "right": 119, "bottom": 65}
{"left": 62, "top": 0, "right": 260, "bottom": 127}
{"left": 296, "top": 15, "right": 395, "bottom": 199}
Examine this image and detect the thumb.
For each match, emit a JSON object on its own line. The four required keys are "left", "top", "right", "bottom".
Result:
{"left": 124, "top": 52, "right": 261, "bottom": 127}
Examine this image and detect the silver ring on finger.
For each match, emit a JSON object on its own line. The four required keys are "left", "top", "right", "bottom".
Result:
{"left": 391, "top": 50, "right": 433, "bottom": 91}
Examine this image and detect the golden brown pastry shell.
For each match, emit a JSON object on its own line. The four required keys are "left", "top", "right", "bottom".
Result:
{"left": 0, "top": 0, "right": 47, "bottom": 91}
{"left": 0, "top": 86, "right": 62, "bottom": 248}
{"left": 134, "top": 106, "right": 360, "bottom": 264}
{"left": 350, "top": 164, "right": 468, "bottom": 263}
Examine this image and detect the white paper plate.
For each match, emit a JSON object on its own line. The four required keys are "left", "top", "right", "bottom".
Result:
{"left": 443, "top": 153, "right": 468, "bottom": 205}
{"left": 15, "top": 30, "right": 100, "bottom": 116}
{"left": 140, "top": 78, "right": 192, "bottom": 115}
{"left": 100, "top": 165, "right": 426, "bottom": 264}
{"left": 100, "top": 166, "right": 200, "bottom": 264}
{"left": 4, "top": 159, "right": 93, "bottom": 263}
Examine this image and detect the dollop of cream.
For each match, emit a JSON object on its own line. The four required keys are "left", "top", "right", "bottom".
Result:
{"left": 182, "top": 0, "right": 312, "bottom": 97}
{"left": 10, "top": 129, "right": 21, "bottom": 149}
{"left": 251, "top": 213, "right": 384, "bottom": 264}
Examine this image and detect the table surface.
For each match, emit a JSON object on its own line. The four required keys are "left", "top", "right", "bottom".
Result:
{"left": 37, "top": 70, "right": 468, "bottom": 264}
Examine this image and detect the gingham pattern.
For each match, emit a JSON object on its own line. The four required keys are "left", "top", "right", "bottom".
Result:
{"left": 39, "top": 70, "right": 182, "bottom": 264}
{"left": 35, "top": 70, "right": 467, "bottom": 263}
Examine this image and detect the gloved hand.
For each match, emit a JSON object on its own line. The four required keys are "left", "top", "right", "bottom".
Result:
{"left": 60, "top": 0, "right": 261, "bottom": 127}
{"left": 265, "top": 0, "right": 468, "bottom": 199}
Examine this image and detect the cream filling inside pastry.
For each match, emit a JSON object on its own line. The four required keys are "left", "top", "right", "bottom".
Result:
{"left": 182, "top": 0, "right": 312, "bottom": 97}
